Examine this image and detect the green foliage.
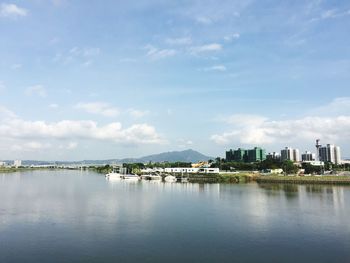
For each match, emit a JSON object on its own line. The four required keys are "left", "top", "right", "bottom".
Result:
{"left": 302, "top": 163, "right": 322, "bottom": 174}
{"left": 92, "top": 165, "right": 112, "bottom": 174}
{"left": 282, "top": 160, "right": 299, "bottom": 174}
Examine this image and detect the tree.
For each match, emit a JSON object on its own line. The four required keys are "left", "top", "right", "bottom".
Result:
{"left": 282, "top": 160, "right": 298, "bottom": 175}
{"left": 302, "top": 163, "right": 321, "bottom": 175}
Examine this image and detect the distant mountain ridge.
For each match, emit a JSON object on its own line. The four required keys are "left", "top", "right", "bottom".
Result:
{"left": 18, "top": 149, "right": 213, "bottom": 165}
{"left": 121, "top": 149, "right": 213, "bottom": 163}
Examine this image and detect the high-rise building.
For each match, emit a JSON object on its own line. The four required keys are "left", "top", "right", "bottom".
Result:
{"left": 301, "top": 151, "right": 316, "bottom": 162}
{"left": 226, "top": 147, "right": 266, "bottom": 163}
{"left": 13, "top": 160, "right": 22, "bottom": 167}
{"left": 266, "top": 152, "right": 281, "bottom": 160}
{"left": 318, "top": 144, "right": 341, "bottom": 164}
{"left": 281, "top": 147, "right": 300, "bottom": 162}
{"left": 247, "top": 147, "right": 266, "bottom": 162}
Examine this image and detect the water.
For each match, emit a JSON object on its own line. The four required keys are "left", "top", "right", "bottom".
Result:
{"left": 0, "top": 170, "right": 349, "bottom": 263}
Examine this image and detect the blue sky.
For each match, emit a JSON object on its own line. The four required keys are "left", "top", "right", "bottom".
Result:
{"left": 0, "top": 0, "right": 350, "bottom": 160}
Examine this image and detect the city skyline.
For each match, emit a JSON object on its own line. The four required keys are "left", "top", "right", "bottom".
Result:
{"left": 1, "top": 1, "right": 350, "bottom": 160}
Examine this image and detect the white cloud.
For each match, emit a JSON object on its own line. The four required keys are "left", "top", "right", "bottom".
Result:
{"left": 190, "top": 43, "right": 222, "bottom": 53}
{"left": 195, "top": 16, "right": 213, "bottom": 25}
{"left": 218, "top": 114, "right": 268, "bottom": 127}
{"left": 165, "top": 37, "right": 192, "bottom": 45}
{"left": 52, "top": 0, "right": 66, "bottom": 7}
{"left": 49, "top": 103, "right": 59, "bottom": 109}
{"left": 75, "top": 102, "right": 119, "bottom": 117}
{"left": 25, "top": 85, "right": 47, "bottom": 98}
{"left": 0, "top": 3, "right": 27, "bottom": 18}
{"left": 321, "top": 9, "right": 338, "bottom": 19}
{"left": 0, "top": 105, "right": 17, "bottom": 119}
{"left": 54, "top": 47, "right": 100, "bottom": 65}
{"left": 119, "top": 58, "right": 137, "bottom": 63}
{"left": 11, "top": 63, "right": 22, "bottom": 69}
{"left": 145, "top": 45, "right": 177, "bottom": 60}
{"left": 0, "top": 81, "right": 5, "bottom": 92}
{"left": 0, "top": 118, "right": 165, "bottom": 145}
{"left": 212, "top": 98, "right": 350, "bottom": 150}
{"left": 69, "top": 47, "right": 100, "bottom": 57}
{"left": 310, "top": 8, "right": 350, "bottom": 22}
{"left": 67, "top": 142, "right": 78, "bottom": 149}
{"left": 82, "top": 60, "right": 93, "bottom": 67}
{"left": 211, "top": 114, "right": 350, "bottom": 146}
{"left": 202, "top": 65, "right": 227, "bottom": 72}
{"left": 224, "top": 33, "right": 240, "bottom": 42}
{"left": 310, "top": 97, "right": 350, "bottom": 116}
{"left": 11, "top": 141, "right": 52, "bottom": 152}
{"left": 177, "top": 139, "right": 194, "bottom": 148}
{"left": 127, "top": 108, "right": 150, "bottom": 118}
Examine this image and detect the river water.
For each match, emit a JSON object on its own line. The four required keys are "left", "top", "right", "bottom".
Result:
{"left": 0, "top": 170, "right": 349, "bottom": 262}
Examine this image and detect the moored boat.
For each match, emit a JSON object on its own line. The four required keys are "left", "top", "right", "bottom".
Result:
{"left": 149, "top": 174, "right": 162, "bottom": 180}
{"left": 122, "top": 174, "right": 140, "bottom": 181}
{"left": 164, "top": 175, "right": 177, "bottom": 183}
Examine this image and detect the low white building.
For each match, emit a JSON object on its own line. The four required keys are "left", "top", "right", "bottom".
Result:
{"left": 164, "top": 167, "right": 219, "bottom": 174}
{"left": 266, "top": 168, "right": 284, "bottom": 174}
{"left": 140, "top": 168, "right": 165, "bottom": 173}
{"left": 165, "top": 167, "right": 199, "bottom": 173}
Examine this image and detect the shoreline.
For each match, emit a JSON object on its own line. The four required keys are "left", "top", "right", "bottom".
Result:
{"left": 2, "top": 168, "right": 350, "bottom": 186}
{"left": 256, "top": 175, "right": 350, "bottom": 185}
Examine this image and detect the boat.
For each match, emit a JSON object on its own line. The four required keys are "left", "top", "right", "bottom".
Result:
{"left": 105, "top": 172, "right": 122, "bottom": 179}
{"left": 164, "top": 175, "right": 177, "bottom": 183}
{"left": 149, "top": 174, "right": 162, "bottom": 180}
{"left": 122, "top": 174, "right": 140, "bottom": 181}
{"left": 180, "top": 177, "right": 189, "bottom": 183}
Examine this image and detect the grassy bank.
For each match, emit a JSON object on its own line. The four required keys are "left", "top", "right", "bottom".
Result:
{"left": 256, "top": 175, "right": 350, "bottom": 185}
{"left": 0, "top": 167, "right": 50, "bottom": 173}
{"left": 188, "top": 173, "right": 259, "bottom": 183}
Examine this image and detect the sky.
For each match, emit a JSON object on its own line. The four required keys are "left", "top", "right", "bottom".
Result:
{"left": 0, "top": 0, "right": 350, "bottom": 161}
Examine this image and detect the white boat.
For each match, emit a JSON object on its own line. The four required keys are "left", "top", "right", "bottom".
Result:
{"left": 180, "top": 177, "right": 189, "bottom": 183}
{"left": 149, "top": 174, "right": 162, "bottom": 180}
{"left": 105, "top": 172, "right": 122, "bottom": 179}
{"left": 140, "top": 175, "right": 149, "bottom": 180}
{"left": 122, "top": 174, "right": 140, "bottom": 181}
{"left": 164, "top": 175, "right": 177, "bottom": 183}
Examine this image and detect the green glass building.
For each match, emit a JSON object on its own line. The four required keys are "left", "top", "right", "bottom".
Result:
{"left": 226, "top": 147, "right": 266, "bottom": 163}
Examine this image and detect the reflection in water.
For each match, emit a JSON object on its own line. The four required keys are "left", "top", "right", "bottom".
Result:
{"left": 0, "top": 171, "right": 350, "bottom": 263}
{"left": 257, "top": 183, "right": 347, "bottom": 215}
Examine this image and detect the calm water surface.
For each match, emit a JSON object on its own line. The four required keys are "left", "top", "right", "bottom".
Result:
{"left": 0, "top": 170, "right": 349, "bottom": 262}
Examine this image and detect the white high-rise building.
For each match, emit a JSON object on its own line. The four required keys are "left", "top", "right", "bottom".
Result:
{"left": 13, "top": 160, "right": 22, "bottom": 167}
{"left": 318, "top": 144, "right": 341, "bottom": 164}
{"left": 281, "top": 147, "right": 300, "bottom": 162}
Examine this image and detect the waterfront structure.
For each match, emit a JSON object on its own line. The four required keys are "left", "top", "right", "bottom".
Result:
{"left": 164, "top": 167, "right": 219, "bottom": 174}
{"left": 265, "top": 168, "right": 283, "bottom": 174}
{"left": 301, "top": 151, "right": 316, "bottom": 162}
{"left": 318, "top": 144, "right": 342, "bottom": 164}
{"left": 226, "top": 147, "right": 266, "bottom": 163}
{"left": 281, "top": 147, "right": 300, "bottom": 162}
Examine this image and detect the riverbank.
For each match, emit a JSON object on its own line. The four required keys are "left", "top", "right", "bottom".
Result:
{"left": 0, "top": 167, "right": 60, "bottom": 173}
{"left": 188, "top": 173, "right": 258, "bottom": 183}
{"left": 0, "top": 167, "right": 36, "bottom": 173}
{"left": 256, "top": 175, "right": 350, "bottom": 185}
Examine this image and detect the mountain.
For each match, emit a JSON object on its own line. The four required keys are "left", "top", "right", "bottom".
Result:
{"left": 122, "top": 149, "right": 213, "bottom": 163}
{"left": 16, "top": 149, "right": 213, "bottom": 165}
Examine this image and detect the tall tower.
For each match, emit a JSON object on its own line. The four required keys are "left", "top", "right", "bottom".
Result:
{"left": 315, "top": 139, "right": 321, "bottom": 161}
